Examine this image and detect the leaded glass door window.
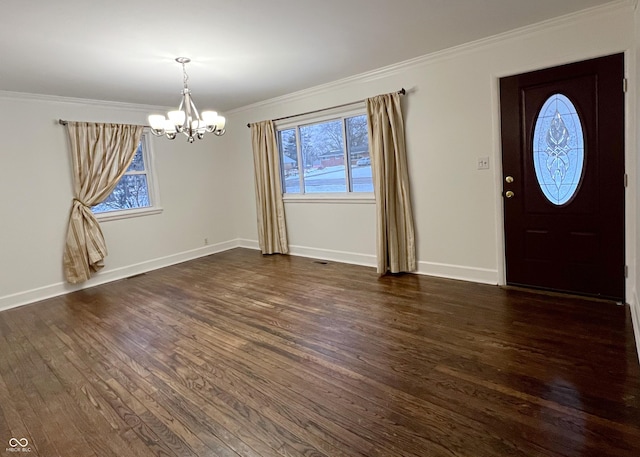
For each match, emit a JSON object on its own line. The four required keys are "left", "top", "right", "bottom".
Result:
{"left": 532, "top": 94, "right": 584, "bottom": 206}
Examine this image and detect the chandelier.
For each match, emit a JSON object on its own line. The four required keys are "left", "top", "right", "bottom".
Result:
{"left": 148, "top": 57, "right": 226, "bottom": 143}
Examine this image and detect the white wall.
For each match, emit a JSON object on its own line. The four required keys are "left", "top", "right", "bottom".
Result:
{"left": 0, "top": 93, "right": 237, "bottom": 310}
{"left": 229, "top": 2, "right": 636, "bottom": 292}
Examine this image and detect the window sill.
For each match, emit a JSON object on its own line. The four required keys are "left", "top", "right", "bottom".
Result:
{"left": 94, "top": 207, "right": 163, "bottom": 222}
{"left": 283, "top": 193, "right": 375, "bottom": 204}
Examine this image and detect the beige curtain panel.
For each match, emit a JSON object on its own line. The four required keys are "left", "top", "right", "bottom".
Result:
{"left": 250, "top": 120, "right": 289, "bottom": 254}
{"left": 367, "top": 92, "right": 417, "bottom": 274}
{"left": 63, "top": 122, "right": 143, "bottom": 283}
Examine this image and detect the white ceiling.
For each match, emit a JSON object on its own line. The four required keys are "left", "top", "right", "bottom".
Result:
{"left": 0, "top": 0, "right": 617, "bottom": 112}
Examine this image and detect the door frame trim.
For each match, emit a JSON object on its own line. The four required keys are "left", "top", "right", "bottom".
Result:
{"left": 491, "top": 50, "right": 636, "bottom": 302}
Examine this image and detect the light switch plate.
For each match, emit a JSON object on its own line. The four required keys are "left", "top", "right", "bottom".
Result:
{"left": 477, "top": 157, "right": 490, "bottom": 170}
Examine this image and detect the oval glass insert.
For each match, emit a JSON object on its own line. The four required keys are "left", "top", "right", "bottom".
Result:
{"left": 532, "top": 93, "right": 584, "bottom": 206}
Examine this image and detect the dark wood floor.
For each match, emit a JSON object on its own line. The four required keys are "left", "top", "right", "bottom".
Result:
{"left": 0, "top": 248, "right": 639, "bottom": 457}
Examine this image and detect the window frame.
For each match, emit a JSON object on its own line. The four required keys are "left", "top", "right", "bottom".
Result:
{"left": 93, "top": 131, "right": 163, "bottom": 222}
{"left": 275, "top": 103, "right": 374, "bottom": 203}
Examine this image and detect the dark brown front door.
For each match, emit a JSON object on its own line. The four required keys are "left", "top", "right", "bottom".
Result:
{"left": 500, "top": 54, "right": 625, "bottom": 301}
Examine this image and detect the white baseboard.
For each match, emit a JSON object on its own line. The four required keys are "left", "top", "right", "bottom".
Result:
{"left": 416, "top": 260, "right": 498, "bottom": 285}
{"left": 631, "top": 291, "right": 640, "bottom": 364}
{"left": 0, "top": 239, "right": 240, "bottom": 313}
{"left": 237, "top": 239, "right": 377, "bottom": 268}
{"left": 288, "top": 245, "right": 377, "bottom": 268}
{"left": 237, "top": 239, "right": 260, "bottom": 250}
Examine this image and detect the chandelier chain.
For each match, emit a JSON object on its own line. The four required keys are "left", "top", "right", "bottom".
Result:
{"left": 182, "top": 62, "right": 189, "bottom": 89}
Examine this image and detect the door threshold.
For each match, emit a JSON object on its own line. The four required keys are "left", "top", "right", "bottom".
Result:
{"left": 500, "top": 284, "right": 623, "bottom": 306}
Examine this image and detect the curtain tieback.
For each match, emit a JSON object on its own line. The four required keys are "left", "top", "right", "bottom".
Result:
{"left": 73, "top": 198, "right": 90, "bottom": 207}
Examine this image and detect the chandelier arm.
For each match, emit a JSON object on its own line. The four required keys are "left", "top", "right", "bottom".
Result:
{"left": 184, "top": 108, "right": 193, "bottom": 139}
{"left": 183, "top": 92, "right": 193, "bottom": 124}
{"left": 176, "top": 94, "right": 189, "bottom": 133}
{"left": 189, "top": 97, "right": 201, "bottom": 122}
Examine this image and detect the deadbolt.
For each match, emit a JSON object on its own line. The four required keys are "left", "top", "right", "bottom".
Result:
{"left": 505, "top": 176, "right": 514, "bottom": 183}
{"left": 505, "top": 190, "right": 515, "bottom": 198}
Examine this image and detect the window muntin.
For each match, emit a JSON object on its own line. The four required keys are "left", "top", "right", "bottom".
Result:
{"left": 532, "top": 93, "right": 585, "bottom": 206}
{"left": 92, "top": 133, "right": 160, "bottom": 218}
{"left": 277, "top": 112, "right": 372, "bottom": 196}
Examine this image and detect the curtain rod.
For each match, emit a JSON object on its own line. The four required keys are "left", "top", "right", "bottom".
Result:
{"left": 246, "top": 88, "right": 406, "bottom": 128}
{"left": 58, "top": 119, "right": 151, "bottom": 128}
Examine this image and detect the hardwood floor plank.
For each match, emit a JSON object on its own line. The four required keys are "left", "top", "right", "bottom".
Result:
{"left": 117, "top": 272, "right": 572, "bottom": 455}
{"left": 57, "top": 301, "right": 317, "bottom": 457}
{"left": 48, "top": 315, "right": 242, "bottom": 457}
{"left": 116, "top": 293, "right": 372, "bottom": 457}
{"left": 0, "top": 362, "right": 42, "bottom": 456}
{"left": 119, "top": 285, "right": 451, "bottom": 456}
{"left": 0, "top": 313, "right": 96, "bottom": 457}
{"left": 9, "top": 311, "right": 154, "bottom": 457}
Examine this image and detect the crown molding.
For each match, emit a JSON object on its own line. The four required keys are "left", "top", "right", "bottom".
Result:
{"left": 229, "top": 0, "right": 632, "bottom": 117}
{"left": 0, "top": 89, "right": 171, "bottom": 112}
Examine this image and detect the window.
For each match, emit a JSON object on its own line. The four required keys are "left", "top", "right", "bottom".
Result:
{"left": 277, "top": 110, "right": 373, "bottom": 197}
{"left": 532, "top": 93, "right": 584, "bottom": 206}
{"left": 92, "top": 133, "right": 161, "bottom": 220}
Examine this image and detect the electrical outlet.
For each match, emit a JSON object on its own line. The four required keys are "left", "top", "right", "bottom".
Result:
{"left": 477, "top": 157, "right": 490, "bottom": 170}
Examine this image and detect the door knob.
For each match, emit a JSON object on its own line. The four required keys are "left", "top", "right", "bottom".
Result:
{"left": 505, "top": 176, "right": 514, "bottom": 183}
{"left": 505, "top": 190, "right": 515, "bottom": 198}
